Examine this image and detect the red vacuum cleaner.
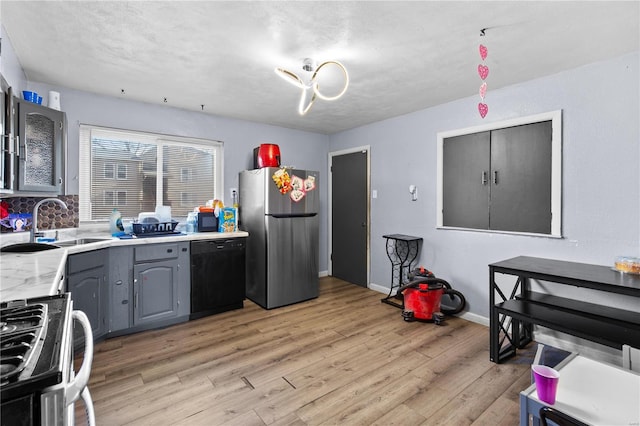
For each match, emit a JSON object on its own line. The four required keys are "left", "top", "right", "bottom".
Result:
{"left": 397, "top": 267, "right": 466, "bottom": 325}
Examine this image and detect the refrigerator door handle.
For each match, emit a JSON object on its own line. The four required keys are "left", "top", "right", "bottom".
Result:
{"left": 269, "top": 213, "right": 317, "bottom": 218}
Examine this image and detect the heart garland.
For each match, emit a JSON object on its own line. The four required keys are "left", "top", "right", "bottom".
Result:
{"left": 477, "top": 40, "right": 489, "bottom": 118}
{"left": 477, "top": 64, "right": 489, "bottom": 80}
{"left": 479, "top": 44, "right": 488, "bottom": 61}
{"left": 479, "top": 82, "right": 487, "bottom": 100}
{"left": 478, "top": 102, "right": 488, "bottom": 118}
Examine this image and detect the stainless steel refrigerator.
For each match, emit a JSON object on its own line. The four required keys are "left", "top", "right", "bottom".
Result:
{"left": 239, "top": 167, "right": 319, "bottom": 309}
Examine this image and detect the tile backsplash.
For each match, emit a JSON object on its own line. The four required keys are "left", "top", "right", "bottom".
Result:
{"left": 0, "top": 195, "right": 79, "bottom": 233}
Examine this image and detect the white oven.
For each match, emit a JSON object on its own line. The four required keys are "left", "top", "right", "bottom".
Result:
{"left": 1, "top": 294, "right": 95, "bottom": 425}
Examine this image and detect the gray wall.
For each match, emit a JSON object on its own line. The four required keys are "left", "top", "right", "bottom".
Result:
{"left": 329, "top": 51, "right": 640, "bottom": 319}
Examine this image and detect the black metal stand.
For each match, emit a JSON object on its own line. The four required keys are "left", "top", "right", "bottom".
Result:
{"left": 381, "top": 234, "right": 422, "bottom": 308}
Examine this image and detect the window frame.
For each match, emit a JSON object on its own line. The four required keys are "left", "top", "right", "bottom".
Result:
{"left": 436, "top": 110, "right": 562, "bottom": 237}
{"left": 79, "top": 125, "right": 224, "bottom": 221}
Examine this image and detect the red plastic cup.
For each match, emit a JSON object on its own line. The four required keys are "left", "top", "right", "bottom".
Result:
{"left": 532, "top": 364, "right": 560, "bottom": 404}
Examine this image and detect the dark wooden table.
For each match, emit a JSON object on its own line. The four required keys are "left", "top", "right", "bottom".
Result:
{"left": 489, "top": 256, "right": 640, "bottom": 363}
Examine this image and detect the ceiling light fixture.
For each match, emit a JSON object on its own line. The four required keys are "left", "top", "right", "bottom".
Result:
{"left": 275, "top": 58, "right": 349, "bottom": 115}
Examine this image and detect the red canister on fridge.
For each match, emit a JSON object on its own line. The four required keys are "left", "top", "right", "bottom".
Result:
{"left": 254, "top": 144, "right": 281, "bottom": 168}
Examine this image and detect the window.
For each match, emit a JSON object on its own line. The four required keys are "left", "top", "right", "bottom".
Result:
{"left": 436, "top": 110, "right": 562, "bottom": 237}
{"left": 104, "top": 163, "right": 114, "bottom": 179}
{"left": 180, "top": 192, "right": 194, "bottom": 207}
{"left": 104, "top": 190, "right": 127, "bottom": 206}
{"left": 79, "top": 125, "right": 223, "bottom": 220}
{"left": 104, "top": 190, "right": 113, "bottom": 205}
{"left": 181, "top": 168, "right": 192, "bottom": 182}
{"left": 117, "top": 164, "right": 127, "bottom": 180}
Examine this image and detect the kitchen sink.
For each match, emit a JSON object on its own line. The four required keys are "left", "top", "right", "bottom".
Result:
{"left": 1, "top": 238, "right": 110, "bottom": 253}
{"left": 0, "top": 242, "right": 61, "bottom": 253}
{"left": 54, "top": 238, "right": 110, "bottom": 247}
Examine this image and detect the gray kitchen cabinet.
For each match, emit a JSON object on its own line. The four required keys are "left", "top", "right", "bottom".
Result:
{"left": 14, "top": 98, "right": 66, "bottom": 193}
{"left": 108, "top": 246, "right": 133, "bottom": 332}
{"left": 66, "top": 249, "right": 108, "bottom": 341}
{"left": 442, "top": 120, "right": 552, "bottom": 234}
{"left": 132, "top": 242, "right": 190, "bottom": 326}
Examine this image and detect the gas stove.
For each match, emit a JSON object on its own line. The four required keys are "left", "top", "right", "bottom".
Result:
{"left": 1, "top": 301, "right": 49, "bottom": 384}
{"left": 0, "top": 293, "right": 94, "bottom": 425}
{"left": 1, "top": 295, "right": 68, "bottom": 399}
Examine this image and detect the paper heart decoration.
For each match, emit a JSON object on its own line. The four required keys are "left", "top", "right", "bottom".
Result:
{"left": 478, "top": 64, "right": 489, "bottom": 80}
{"left": 478, "top": 102, "right": 488, "bottom": 118}
{"left": 479, "top": 44, "right": 488, "bottom": 61}
{"left": 479, "top": 82, "right": 487, "bottom": 100}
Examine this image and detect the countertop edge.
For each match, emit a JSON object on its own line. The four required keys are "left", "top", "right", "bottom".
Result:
{"left": 0, "top": 231, "right": 249, "bottom": 302}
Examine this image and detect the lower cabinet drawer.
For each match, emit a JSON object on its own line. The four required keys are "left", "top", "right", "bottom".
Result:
{"left": 134, "top": 243, "right": 179, "bottom": 262}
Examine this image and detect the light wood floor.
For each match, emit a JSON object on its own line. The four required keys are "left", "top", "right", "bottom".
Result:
{"left": 78, "top": 277, "right": 533, "bottom": 425}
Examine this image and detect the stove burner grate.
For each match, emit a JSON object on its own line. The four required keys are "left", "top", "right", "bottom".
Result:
{"left": 0, "top": 303, "right": 47, "bottom": 384}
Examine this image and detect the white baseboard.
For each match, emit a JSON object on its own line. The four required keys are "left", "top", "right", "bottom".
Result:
{"left": 319, "top": 270, "right": 328, "bottom": 278}
{"left": 368, "top": 282, "right": 390, "bottom": 295}
{"left": 458, "top": 311, "right": 489, "bottom": 327}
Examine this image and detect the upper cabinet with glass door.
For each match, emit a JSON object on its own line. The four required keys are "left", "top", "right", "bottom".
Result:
{"left": 15, "top": 98, "right": 66, "bottom": 194}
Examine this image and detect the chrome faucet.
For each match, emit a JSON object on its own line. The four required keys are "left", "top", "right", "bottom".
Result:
{"left": 31, "top": 198, "right": 68, "bottom": 243}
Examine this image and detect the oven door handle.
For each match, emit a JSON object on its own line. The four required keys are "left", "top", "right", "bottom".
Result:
{"left": 80, "top": 386, "right": 96, "bottom": 426}
{"left": 66, "top": 310, "right": 94, "bottom": 405}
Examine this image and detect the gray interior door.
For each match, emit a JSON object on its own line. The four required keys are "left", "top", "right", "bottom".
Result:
{"left": 443, "top": 132, "right": 491, "bottom": 229}
{"left": 490, "top": 121, "right": 552, "bottom": 233}
{"left": 331, "top": 150, "right": 368, "bottom": 287}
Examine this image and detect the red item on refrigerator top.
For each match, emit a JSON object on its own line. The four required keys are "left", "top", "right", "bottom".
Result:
{"left": 255, "top": 144, "right": 281, "bottom": 168}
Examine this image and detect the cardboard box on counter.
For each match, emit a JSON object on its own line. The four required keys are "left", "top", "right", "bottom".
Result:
{"left": 218, "top": 207, "right": 237, "bottom": 232}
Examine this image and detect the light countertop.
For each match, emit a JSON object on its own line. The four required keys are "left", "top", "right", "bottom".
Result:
{"left": 0, "top": 228, "right": 248, "bottom": 302}
{"left": 520, "top": 354, "right": 640, "bottom": 425}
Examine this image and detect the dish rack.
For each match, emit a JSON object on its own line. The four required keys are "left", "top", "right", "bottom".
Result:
{"left": 132, "top": 220, "right": 179, "bottom": 236}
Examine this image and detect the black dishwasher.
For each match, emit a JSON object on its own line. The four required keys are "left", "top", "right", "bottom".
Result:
{"left": 190, "top": 238, "right": 246, "bottom": 320}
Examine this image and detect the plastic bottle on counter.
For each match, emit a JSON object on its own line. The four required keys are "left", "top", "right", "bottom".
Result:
{"left": 109, "top": 209, "right": 124, "bottom": 236}
{"left": 186, "top": 212, "right": 197, "bottom": 234}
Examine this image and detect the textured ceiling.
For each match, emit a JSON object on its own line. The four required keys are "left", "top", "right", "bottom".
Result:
{"left": 2, "top": 1, "right": 638, "bottom": 134}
